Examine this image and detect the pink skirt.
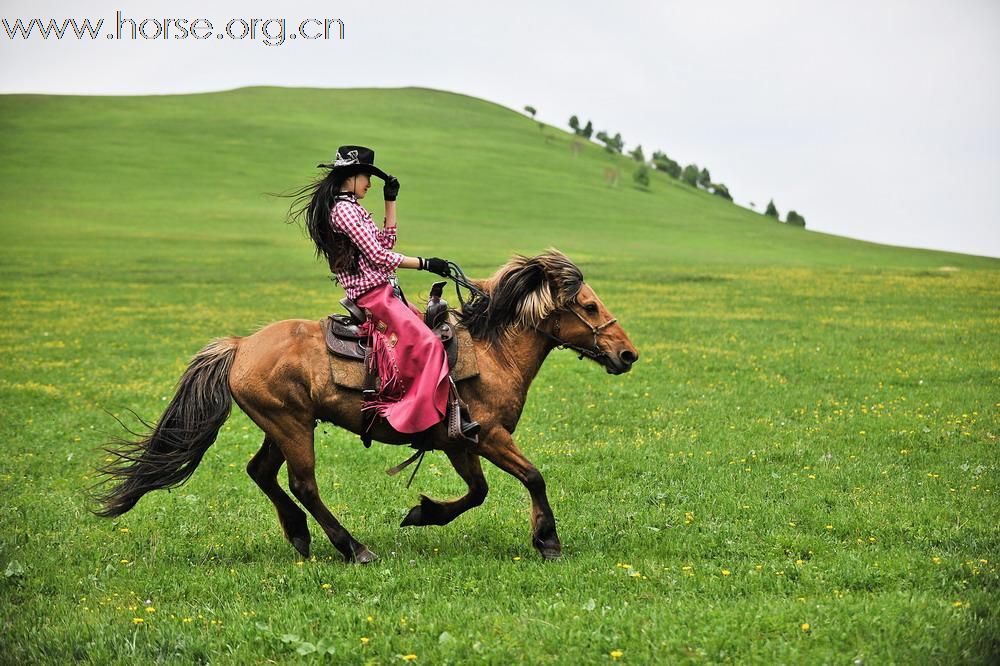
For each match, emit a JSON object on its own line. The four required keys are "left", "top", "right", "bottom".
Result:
{"left": 356, "top": 282, "right": 450, "bottom": 433}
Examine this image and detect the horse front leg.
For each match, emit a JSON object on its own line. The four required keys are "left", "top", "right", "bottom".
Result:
{"left": 478, "top": 427, "right": 561, "bottom": 560}
{"left": 401, "top": 447, "right": 488, "bottom": 527}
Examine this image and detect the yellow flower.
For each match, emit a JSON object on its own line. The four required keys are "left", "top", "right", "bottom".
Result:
{"left": 825, "top": 525, "right": 833, "bottom": 530}
{"left": 932, "top": 556, "right": 942, "bottom": 565}
{"left": 119, "top": 528, "right": 129, "bottom": 533}
{"left": 513, "top": 556, "right": 521, "bottom": 561}
{"left": 360, "top": 637, "right": 370, "bottom": 645}
{"left": 402, "top": 655, "right": 417, "bottom": 662}
{"left": 610, "top": 649, "right": 624, "bottom": 659}
{"left": 952, "top": 601, "right": 965, "bottom": 608}
{"left": 800, "top": 623, "right": 811, "bottom": 633}
{"left": 721, "top": 569, "right": 731, "bottom": 576}
{"left": 145, "top": 607, "right": 156, "bottom": 613}
{"left": 132, "top": 618, "right": 144, "bottom": 625}
{"left": 321, "top": 583, "right": 332, "bottom": 590}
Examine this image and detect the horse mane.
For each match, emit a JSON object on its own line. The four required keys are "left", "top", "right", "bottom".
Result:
{"left": 460, "top": 249, "right": 584, "bottom": 345}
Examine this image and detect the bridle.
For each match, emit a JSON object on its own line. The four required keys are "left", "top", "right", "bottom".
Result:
{"left": 536, "top": 301, "right": 618, "bottom": 363}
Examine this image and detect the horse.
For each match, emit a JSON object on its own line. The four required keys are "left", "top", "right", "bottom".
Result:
{"left": 94, "top": 250, "right": 639, "bottom": 562}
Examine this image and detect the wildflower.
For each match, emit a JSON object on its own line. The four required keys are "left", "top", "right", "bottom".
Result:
{"left": 119, "top": 528, "right": 129, "bottom": 533}
{"left": 321, "top": 583, "right": 332, "bottom": 590}
{"left": 721, "top": 569, "right": 731, "bottom": 576}
{"left": 932, "top": 556, "right": 942, "bottom": 565}
{"left": 825, "top": 525, "right": 833, "bottom": 530}
{"left": 788, "top": 522, "right": 797, "bottom": 527}
{"left": 367, "top": 615, "right": 374, "bottom": 623}
{"left": 402, "top": 655, "right": 417, "bottom": 662}
{"left": 145, "top": 607, "right": 156, "bottom": 613}
{"left": 952, "top": 601, "right": 965, "bottom": 608}
{"left": 513, "top": 556, "right": 521, "bottom": 561}
{"left": 610, "top": 649, "right": 624, "bottom": 659}
{"left": 801, "top": 623, "right": 810, "bottom": 633}
{"left": 132, "top": 618, "right": 144, "bottom": 625}
{"left": 361, "top": 637, "right": 370, "bottom": 645}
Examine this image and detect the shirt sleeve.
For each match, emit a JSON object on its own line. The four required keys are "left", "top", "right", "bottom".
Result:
{"left": 332, "top": 202, "right": 404, "bottom": 270}
{"left": 375, "top": 223, "right": 397, "bottom": 250}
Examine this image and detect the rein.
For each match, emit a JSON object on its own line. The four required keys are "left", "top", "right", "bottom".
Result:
{"left": 441, "top": 261, "right": 615, "bottom": 361}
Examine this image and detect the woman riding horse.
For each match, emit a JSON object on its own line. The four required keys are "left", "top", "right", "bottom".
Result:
{"left": 291, "top": 144, "right": 479, "bottom": 441}
{"left": 95, "top": 230, "right": 639, "bottom": 561}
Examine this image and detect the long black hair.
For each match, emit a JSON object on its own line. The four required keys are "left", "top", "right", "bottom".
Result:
{"left": 283, "top": 170, "right": 360, "bottom": 274}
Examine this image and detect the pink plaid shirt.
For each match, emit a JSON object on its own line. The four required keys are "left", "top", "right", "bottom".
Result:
{"left": 330, "top": 195, "right": 405, "bottom": 299}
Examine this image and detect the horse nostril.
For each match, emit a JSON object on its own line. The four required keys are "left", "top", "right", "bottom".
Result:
{"left": 620, "top": 350, "right": 637, "bottom": 365}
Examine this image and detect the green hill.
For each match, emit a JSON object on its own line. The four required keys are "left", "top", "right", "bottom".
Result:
{"left": 0, "top": 87, "right": 997, "bottom": 663}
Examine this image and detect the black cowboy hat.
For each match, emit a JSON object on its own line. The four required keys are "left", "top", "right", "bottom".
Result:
{"left": 317, "top": 145, "right": 389, "bottom": 181}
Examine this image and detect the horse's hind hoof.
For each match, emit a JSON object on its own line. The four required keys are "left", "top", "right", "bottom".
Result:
{"left": 291, "top": 537, "right": 311, "bottom": 558}
{"left": 540, "top": 548, "right": 562, "bottom": 561}
{"left": 400, "top": 494, "right": 439, "bottom": 527}
{"left": 352, "top": 547, "right": 378, "bottom": 564}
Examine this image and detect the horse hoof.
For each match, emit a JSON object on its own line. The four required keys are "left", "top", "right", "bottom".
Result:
{"left": 400, "top": 505, "right": 423, "bottom": 527}
{"left": 401, "top": 495, "right": 438, "bottom": 527}
{"left": 353, "top": 547, "right": 378, "bottom": 564}
{"left": 537, "top": 546, "right": 562, "bottom": 561}
{"left": 291, "top": 537, "right": 311, "bottom": 558}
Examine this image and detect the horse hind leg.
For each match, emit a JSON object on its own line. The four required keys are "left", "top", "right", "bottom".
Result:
{"left": 401, "top": 447, "right": 488, "bottom": 527}
{"left": 247, "top": 437, "right": 311, "bottom": 557}
{"left": 259, "top": 413, "right": 376, "bottom": 564}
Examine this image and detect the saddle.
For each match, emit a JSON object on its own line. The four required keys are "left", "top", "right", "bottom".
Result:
{"left": 321, "top": 282, "right": 480, "bottom": 446}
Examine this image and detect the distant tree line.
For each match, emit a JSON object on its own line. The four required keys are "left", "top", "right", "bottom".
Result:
{"left": 567, "top": 112, "right": 735, "bottom": 199}
{"left": 528, "top": 105, "right": 806, "bottom": 224}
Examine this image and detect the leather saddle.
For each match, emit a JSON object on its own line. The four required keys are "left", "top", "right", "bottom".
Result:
{"left": 322, "top": 282, "right": 479, "bottom": 389}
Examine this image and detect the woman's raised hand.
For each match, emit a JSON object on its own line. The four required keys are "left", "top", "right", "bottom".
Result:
{"left": 383, "top": 175, "right": 400, "bottom": 201}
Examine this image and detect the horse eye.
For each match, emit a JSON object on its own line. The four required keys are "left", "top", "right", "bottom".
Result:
{"left": 585, "top": 303, "right": 599, "bottom": 314}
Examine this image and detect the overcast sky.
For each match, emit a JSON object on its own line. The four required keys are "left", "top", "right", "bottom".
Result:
{"left": 3, "top": 0, "right": 998, "bottom": 258}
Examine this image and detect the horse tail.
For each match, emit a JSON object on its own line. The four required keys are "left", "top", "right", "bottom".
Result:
{"left": 93, "top": 337, "right": 239, "bottom": 518}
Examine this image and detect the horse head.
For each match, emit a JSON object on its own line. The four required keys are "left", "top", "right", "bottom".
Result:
{"left": 466, "top": 249, "right": 639, "bottom": 374}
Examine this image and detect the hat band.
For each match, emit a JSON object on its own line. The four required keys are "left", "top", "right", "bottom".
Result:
{"left": 333, "top": 149, "right": 360, "bottom": 167}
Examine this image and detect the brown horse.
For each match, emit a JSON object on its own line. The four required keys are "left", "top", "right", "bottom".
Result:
{"left": 95, "top": 250, "right": 639, "bottom": 561}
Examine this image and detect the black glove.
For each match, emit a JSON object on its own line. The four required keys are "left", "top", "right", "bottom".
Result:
{"left": 420, "top": 257, "right": 450, "bottom": 277}
{"left": 383, "top": 175, "right": 400, "bottom": 201}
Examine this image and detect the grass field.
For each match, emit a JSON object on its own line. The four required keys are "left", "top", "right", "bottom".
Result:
{"left": 1, "top": 86, "right": 998, "bottom": 664}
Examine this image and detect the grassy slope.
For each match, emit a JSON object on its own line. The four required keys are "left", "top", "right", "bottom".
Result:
{"left": 0, "top": 87, "right": 997, "bottom": 664}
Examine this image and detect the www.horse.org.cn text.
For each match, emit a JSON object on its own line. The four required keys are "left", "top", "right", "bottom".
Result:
{"left": 1, "top": 12, "right": 346, "bottom": 47}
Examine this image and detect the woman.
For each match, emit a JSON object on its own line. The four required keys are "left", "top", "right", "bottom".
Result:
{"left": 288, "top": 145, "right": 478, "bottom": 442}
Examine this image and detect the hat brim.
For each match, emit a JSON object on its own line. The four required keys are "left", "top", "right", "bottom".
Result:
{"left": 316, "top": 162, "right": 389, "bottom": 181}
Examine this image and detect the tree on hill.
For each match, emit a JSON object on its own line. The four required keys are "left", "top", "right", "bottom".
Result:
{"left": 596, "top": 131, "right": 623, "bottom": 153}
{"left": 786, "top": 210, "right": 806, "bottom": 227}
{"left": 629, "top": 144, "right": 645, "bottom": 163}
{"left": 652, "top": 151, "right": 681, "bottom": 179}
{"left": 524, "top": 105, "right": 537, "bottom": 119}
{"left": 711, "top": 183, "right": 732, "bottom": 201}
{"left": 765, "top": 199, "right": 780, "bottom": 219}
{"left": 681, "top": 164, "right": 700, "bottom": 187}
{"left": 581, "top": 120, "right": 593, "bottom": 139}
{"left": 698, "top": 167, "right": 712, "bottom": 189}
{"left": 569, "top": 115, "right": 580, "bottom": 133}
{"left": 633, "top": 164, "right": 651, "bottom": 188}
